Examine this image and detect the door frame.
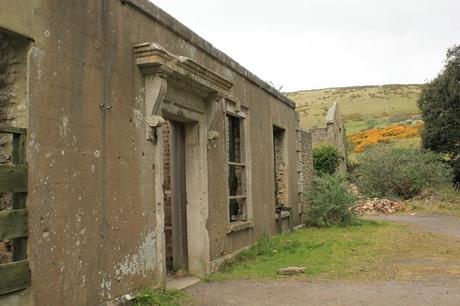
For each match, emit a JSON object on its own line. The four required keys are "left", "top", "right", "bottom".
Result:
{"left": 154, "top": 103, "right": 210, "bottom": 284}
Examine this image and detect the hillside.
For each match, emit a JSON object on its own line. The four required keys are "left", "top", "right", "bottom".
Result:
{"left": 286, "top": 84, "right": 423, "bottom": 135}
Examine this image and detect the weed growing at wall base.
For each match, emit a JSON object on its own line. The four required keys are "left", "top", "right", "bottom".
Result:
{"left": 133, "top": 288, "right": 189, "bottom": 306}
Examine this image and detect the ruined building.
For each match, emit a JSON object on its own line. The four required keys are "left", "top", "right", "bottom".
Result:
{"left": 310, "top": 102, "right": 347, "bottom": 174}
{"left": 0, "top": 1, "right": 313, "bottom": 305}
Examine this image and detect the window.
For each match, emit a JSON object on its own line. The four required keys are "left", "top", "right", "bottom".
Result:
{"left": 273, "top": 126, "right": 288, "bottom": 211}
{"left": 226, "top": 113, "right": 247, "bottom": 222}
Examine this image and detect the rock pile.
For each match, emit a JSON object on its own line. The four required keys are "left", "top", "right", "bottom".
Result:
{"left": 354, "top": 198, "right": 404, "bottom": 215}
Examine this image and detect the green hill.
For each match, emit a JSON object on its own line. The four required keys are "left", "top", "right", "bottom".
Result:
{"left": 286, "top": 84, "right": 423, "bottom": 135}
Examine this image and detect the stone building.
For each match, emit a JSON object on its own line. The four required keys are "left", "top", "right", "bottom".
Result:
{"left": 310, "top": 102, "right": 347, "bottom": 174}
{"left": 0, "top": 1, "right": 313, "bottom": 305}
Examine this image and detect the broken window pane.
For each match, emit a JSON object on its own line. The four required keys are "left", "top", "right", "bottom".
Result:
{"left": 226, "top": 113, "right": 247, "bottom": 222}
{"left": 229, "top": 198, "right": 246, "bottom": 222}
{"left": 226, "top": 115, "right": 241, "bottom": 163}
{"left": 228, "top": 164, "right": 245, "bottom": 196}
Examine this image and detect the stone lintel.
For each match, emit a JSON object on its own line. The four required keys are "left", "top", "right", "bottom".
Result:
{"left": 134, "top": 42, "right": 233, "bottom": 95}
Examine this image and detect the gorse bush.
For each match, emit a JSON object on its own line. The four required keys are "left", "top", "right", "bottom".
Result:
{"left": 313, "top": 144, "right": 341, "bottom": 175}
{"left": 353, "top": 146, "right": 453, "bottom": 199}
{"left": 348, "top": 123, "right": 422, "bottom": 153}
{"left": 305, "top": 175, "right": 357, "bottom": 227}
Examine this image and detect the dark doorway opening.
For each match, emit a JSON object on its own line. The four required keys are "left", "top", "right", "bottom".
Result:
{"left": 163, "top": 120, "right": 188, "bottom": 273}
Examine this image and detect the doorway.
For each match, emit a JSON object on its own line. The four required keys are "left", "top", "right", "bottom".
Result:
{"left": 163, "top": 120, "right": 188, "bottom": 273}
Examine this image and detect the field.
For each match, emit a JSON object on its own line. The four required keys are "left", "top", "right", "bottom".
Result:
{"left": 286, "top": 84, "right": 423, "bottom": 133}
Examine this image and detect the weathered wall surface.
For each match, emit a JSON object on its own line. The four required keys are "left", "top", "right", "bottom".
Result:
{"left": 311, "top": 103, "right": 347, "bottom": 174}
{"left": 0, "top": 0, "right": 303, "bottom": 305}
{"left": 0, "top": 32, "right": 29, "bottom": 162}
{"left": 296, "top": 128, "right": 313, "bottom": 214}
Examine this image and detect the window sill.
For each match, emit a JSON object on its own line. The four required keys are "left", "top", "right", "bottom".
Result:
{"left": 226, "top": 220, "right": 254, "bottom": 234}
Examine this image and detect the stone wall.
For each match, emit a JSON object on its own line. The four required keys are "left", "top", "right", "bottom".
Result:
{"left": 310, "top": 103, "right": 347, "bottom": 174}
{"left": 273, "top": 129, "right": 288, "bottom": 207}
{"left": 296, "top": 128, "right": 313, "bottom": 214}
{"left": 0, "top": 31, "right": 29, "bottom": 268}
{"left": 0, "top": 32, "right": 29, "bottom": 162}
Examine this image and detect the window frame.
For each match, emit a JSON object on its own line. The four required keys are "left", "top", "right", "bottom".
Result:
{"left": 225, "top": 104, "right": 252, "bottom": 226}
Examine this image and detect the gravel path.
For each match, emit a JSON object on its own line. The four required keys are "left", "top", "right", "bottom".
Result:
{"left": 185, "top": 279, "right": 460, "bottom": 306}
{"left": 185, "top": 214, "right": 460, "bottom": 305}
{"left": 365, "top": 214, "right": 460, "bottom": 240}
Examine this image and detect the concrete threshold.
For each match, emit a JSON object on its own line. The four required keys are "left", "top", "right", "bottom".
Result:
{"left": 166, "top": 276, "right": 200, "bottom": 290}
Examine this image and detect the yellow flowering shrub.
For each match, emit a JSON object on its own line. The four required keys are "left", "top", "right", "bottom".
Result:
{"left": 349, "top": 122, "right": 423, "bottom": 153}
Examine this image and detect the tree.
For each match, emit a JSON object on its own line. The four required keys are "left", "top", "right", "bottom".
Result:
{"left": 418, "top": 45, "right": 460, "bottom": 185}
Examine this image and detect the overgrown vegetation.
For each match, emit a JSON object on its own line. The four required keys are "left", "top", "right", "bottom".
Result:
{"left": 133, "top": 288, "right": 189, "bottom": 306}
{"left": 313, "top": 144, "right": 341, "bottom": 175}
{"left": 348, "top": 122, "right": 423, "bottom": 153}
{"left": 353, "top": 146, "right": 453, "bottom": 199}
{"left": 418, "top": 45, "right": 460, "bottom": 186}
{"left": 205, "top": 221, "right": 460, "bottom": 282}
{"left": 305, "top": 175, "right": 357, "bottom": 227}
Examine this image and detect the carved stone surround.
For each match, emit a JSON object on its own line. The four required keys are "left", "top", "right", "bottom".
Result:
{"left": 134, "top": 42, "right": 234, "bottom": 141}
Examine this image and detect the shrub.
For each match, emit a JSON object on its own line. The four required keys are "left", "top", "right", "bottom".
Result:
{"left": 305, "top": 175, "right": 357, "bottom": 227}
{"left": 313, "top": 144, "right": 341, "bottom": 175}
{"left": 353, "top": 146, "right": 453, "bottom": 199}
{"left": 366, "top": 119, "right": 377, "bottom": 130}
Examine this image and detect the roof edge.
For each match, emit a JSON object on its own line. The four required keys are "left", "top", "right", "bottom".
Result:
{"left": 121, "top": 0, "right": 296, "bottom": 108}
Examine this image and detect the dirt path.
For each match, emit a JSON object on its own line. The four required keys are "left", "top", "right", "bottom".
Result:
{"left": 185, "top": 279, "right": 460, "bottom": 306}
{"left": 185, "top": 214, "right": 460, "bottom": 305}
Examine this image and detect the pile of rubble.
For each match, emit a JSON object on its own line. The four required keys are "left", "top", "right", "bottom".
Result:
{"left": 349, "top": 184, "right": 405, "bottom": 215}
{"left": 354, "top": 198, "right": 405, "bottom": 215}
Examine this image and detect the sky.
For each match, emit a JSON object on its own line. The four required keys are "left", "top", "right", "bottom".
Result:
{"left": 150, "top": 0, "right": 459, "bottom": 92}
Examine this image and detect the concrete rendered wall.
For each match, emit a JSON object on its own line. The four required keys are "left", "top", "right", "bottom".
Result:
{"left": 0, "top": 0, "right": 301, "bottom": 305}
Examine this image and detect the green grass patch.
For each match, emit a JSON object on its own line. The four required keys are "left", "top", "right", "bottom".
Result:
{"left": 205, "top": 219, "right": 460, "bottom": 282}
{"left": 406, "top": 187, "right": 460, "bottom": 217}
{"left": 345, "top": 117, "right": 389, "bottom": 135}
{"left": 133, "top": 288, "right": 191, "bottom": 306}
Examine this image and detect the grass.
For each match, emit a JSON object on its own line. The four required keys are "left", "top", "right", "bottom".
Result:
{"left": 405, "top": 187, "right": 460, "bottom": 217}
{"left": 345, "top": 117, "right": 389, "bottom": 135}
{"left": 133, "top": 288, "right": 191, "bottom": 306}
{"left": 204, "top": 219, "right": 460, "bottom": 282}
{"left": 287, "top": 84, "right": 422, "bottom": 130}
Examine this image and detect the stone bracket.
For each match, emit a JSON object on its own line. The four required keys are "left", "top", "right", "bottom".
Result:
{"left": 134, "top": 42, "right": 234, "bottom": 141}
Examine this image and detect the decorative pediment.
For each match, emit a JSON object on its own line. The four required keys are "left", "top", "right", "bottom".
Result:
{"left": 134, "top": 42, "right": 233, "bottom": 94}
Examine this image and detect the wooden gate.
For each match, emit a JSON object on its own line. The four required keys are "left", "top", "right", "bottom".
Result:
{"left": 0, "top": 125, "right": 29, "bottom": 295}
